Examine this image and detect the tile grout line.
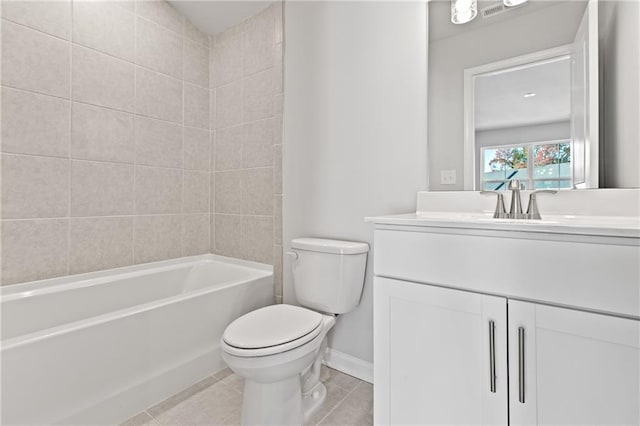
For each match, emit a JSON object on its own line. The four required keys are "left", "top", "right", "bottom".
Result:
{"left": 143, "top": 409, "right": 160, "bottom": 426}
{"left": 208, "top": 32, "right": 214, "bottom": 256}
{"left": 2, "top": 212, "right": 234, "bottom": 223}
{"left": 1, "top": 83, "right": 268, "bottom": 132}
{"left": 239, "top": 20, "right": 246, "bottom": 262}
{"left": 272, "top": 8, "right": 282, "bottom": 297}
{"left": 0, "top": 82, "right": 209, "bottom": 133}
{"left": 132, "top": 0, "right": 138, "bottom": 267}
{"left": 3, "top": 16, "right": 210, "bottom": 90}
{"left": 135, "top": 372, "right": 223, "bottom": 425}
{"left": 315, "top": 381, "right": 364, "bottom": 426}
{"left": 136, "top": 13, "right": 186, "bottom": 80}
{"left": 181, "top": 16, "right": 185, "bottom": 257}
{"left": 1, "top": 9, "right": 210, "bottom": 83}
{"left": 67, "top": 0, "right": 74, "bottom": 276}
{"left": 0, "top": 152, "right": 212, "bottom": 175}
{"left": 208, "top": 33, "right": 212, "bottom": 255}
{"left": 136, "top": 4, "right": 205, "bottom": 46}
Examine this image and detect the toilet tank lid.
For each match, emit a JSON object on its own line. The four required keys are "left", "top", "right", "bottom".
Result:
{"left": 291, "top": 238, "right": 369, "bottom": 255}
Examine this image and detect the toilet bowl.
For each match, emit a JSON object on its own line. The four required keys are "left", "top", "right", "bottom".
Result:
{"left": 221, "top": 238, "right": 369, "bottom": 426}
{"left": 221, "top": 305, "right": 336, "bottom": 425}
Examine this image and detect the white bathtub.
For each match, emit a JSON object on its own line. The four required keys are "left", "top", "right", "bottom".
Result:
{"left": 1, "top": 254, "right": 273, "bottom": 425}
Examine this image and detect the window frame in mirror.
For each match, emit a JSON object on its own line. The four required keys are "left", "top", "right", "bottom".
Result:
{"left": 463, "top": 44, "right": 575, "bottom": 190}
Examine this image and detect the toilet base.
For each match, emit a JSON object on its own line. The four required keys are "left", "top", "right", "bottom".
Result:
{"left": 241, "top": 375, "right": 303, "bottom": 426}
{"left": 240, "top": 373, "right": 329, "bottom": 426}
{"left": 302, "top": 381, "right": 327, "bottom": 423}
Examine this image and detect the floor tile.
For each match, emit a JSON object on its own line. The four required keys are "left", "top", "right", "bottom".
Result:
{"left": 322, "top": 365, "right": 362, "bottom": 393}
{"left": 120, "top": 411, "right": 158, "bottom": 426}
{"left": 304, "top": 382, "right": 350, "bottom": 426}
{"left": 125, "top": 367, "right": 372, "bottom": 426}
{"left": 221, "top": 405, "right": 242, "bottom": 426}
{"left": 147, "top": 376, "right": 218, "bottom": 418}
{"left": 318, "top": 382, "right": 374, "bottom": 426}
{"left": 153, "top": 380, "right": 242, "bottom": 425}
{"left": 218, "top": 372, "right": 244, "bottom": 394}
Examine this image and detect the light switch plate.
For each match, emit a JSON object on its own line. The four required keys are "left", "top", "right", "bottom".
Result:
{"left": 440, "top": 170, "right": 456, "bottom": 185}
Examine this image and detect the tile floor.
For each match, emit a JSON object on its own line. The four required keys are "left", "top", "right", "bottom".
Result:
{"left": 121, "top": 366, "right": 373, "bottom": 426}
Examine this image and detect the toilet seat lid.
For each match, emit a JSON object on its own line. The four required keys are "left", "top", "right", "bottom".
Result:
{"left": 223, "top": 304, "right": 323, "bottom": 350}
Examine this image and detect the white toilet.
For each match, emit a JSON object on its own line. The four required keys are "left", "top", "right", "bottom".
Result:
{"left": 221, "top": 238, "right": 369, "bottom": 425}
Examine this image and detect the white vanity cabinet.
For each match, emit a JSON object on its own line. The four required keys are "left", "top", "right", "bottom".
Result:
{"left": 372, "top": 225, "right": 640, "bottom": 426}
{"left": 508, "top": 301, "right": 640, "bottom": 426}
{"left": 374, "top": 277, "right": 508, "bottom": 425}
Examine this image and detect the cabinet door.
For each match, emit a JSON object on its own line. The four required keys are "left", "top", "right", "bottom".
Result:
{"left": 509, "top": 301, "right": 640, "bottom": 426}
{"left": 374, "top": 277, "right": 508, "bottom": 425}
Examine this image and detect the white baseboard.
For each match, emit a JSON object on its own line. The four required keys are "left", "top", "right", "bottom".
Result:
{"left": 323, "top": 348, "right": 373, "bottom": 384}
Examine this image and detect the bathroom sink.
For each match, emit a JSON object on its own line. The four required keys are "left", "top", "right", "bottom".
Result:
{"left": 415, "top": 211, "right": 493, "bottom": 220}
{"left": 415, "top": 211, "right": 559, "bottom": 224}
{"left": 366, "top": 189, "right": 640, "bottom": 238}
{"left": 366, "top": 212, "right": 640, "bottom": 238}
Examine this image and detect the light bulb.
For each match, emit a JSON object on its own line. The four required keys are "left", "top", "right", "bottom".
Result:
{"left": 504, "top": 0, "right": 528, "bottom": 7}
{"left": 451, "top": 0, "right": 477, "bottom": 24}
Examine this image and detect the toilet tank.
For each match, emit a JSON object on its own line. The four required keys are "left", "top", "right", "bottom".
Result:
{"left": 290, "top": 238, "right": 369, "bottom": 314}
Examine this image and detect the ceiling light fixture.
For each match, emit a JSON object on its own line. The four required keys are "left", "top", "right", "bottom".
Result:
{"left": 503, "top": 0, "right": 528, "bottom": 7}
{"left": 523, "top": 92, "right": 536, "bottom": 98}
{"left": 451, "top": 0, "right": 478, "bottom": 25}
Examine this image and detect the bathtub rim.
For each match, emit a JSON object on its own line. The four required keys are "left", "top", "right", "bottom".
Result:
{"left": 1, "top": 274, "right": 272, "bottom": 351}
{"left": 1, "top": 255, "right": 273, "bottom": 350}
{"left": 1, "top": 254, "right": 272, "bottom": 300}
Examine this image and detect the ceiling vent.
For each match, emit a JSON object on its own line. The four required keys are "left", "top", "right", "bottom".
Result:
{"left": 481, "top": 4, "right": 508, "bottom": 18}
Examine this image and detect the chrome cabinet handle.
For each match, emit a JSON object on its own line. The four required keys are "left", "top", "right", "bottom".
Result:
{"left": 518, "top": 326, "right": 525, "bottom": 403}
{"left": 489, "top": 320, "right": 496, "bottom": 393}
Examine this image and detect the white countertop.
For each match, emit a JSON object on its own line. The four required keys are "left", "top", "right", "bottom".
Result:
{"left": 366, "top": 189, "right": 640, "bottom": 239}
{"left": 366, "top": 212, "right": 640, "bottom": 238}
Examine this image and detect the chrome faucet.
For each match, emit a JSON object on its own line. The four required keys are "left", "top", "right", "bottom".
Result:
{"left": 481, "top": 180, "right": 557, "bottom": 220}
{"left": 507, "top": 179, "right": 526, "bottom": 219}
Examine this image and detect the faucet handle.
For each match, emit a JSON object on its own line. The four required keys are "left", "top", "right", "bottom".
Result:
{"left": 526, "top": 190, "right": 557, "bottom": 220}
{"left": 480, "top": 191, "right": 507, "bottom": 218}
{"left": 531, "top": 190, "right": 558, "bottom": 195}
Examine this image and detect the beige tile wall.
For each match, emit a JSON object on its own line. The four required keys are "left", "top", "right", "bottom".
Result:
{"left": 0, "top": 0, "right": 212, "bottom": 285}
{"left": 0, "top": 0, "right": 284, "bottom": 292}
{"left": 210, "top": 3, "right": 284, "bottom": 301}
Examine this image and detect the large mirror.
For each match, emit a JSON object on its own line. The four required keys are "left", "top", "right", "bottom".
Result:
{"left": 467, "top": 46, "right": 587, "bottom": 191}
{"left": 427, "top": 0, "right": 640, "bottom": 191}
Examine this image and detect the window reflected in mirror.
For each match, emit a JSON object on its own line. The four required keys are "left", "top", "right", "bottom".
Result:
{"left": 481, "top": 141, "right": 572, "bottom": 191}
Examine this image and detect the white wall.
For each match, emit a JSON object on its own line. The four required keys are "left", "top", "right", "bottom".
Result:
{"left": 283, "top": 1, "right": 428, "bottom": 364}
{"left": 599, "top": 0, "right": 640, "bottom": 188}
{"left": 428, "top": 1, "right": 586, "bottom": 190}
